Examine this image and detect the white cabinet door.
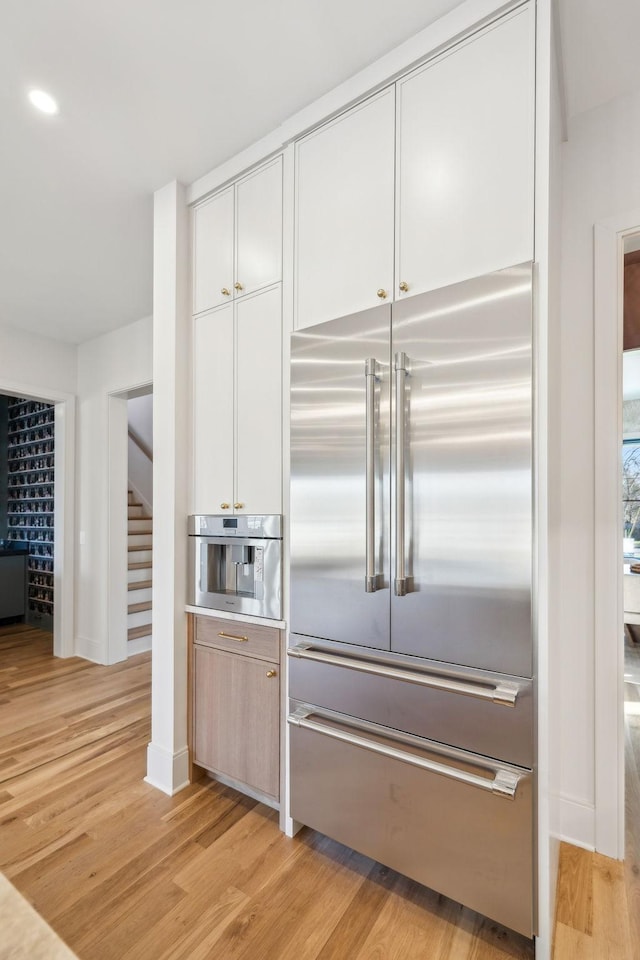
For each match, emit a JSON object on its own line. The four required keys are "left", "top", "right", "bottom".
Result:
{"left": 295, "top": 88, "right": 395, "bottom": 329}
{"left": 192, "top": 187, "right": 234, "bottom": 314}
{"left": 235, "top": 286, "right": 282, "bottom": 514}
{"left": 193, "top": 304, "right": 234, "bottom": 513}
{"left": 397, "top": 6, "right": 534, "bottom": 299}
{"left": 236, "top": 158, "right": 283, "bottom": 298}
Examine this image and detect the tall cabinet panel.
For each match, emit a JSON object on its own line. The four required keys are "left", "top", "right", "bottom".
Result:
{"left": 236, "top": 287, "right": 282, "bottom": 515}
{"left": 396, "top": 6, "right": 534, "bottom": 299}
{"left": 193, "top": 305, "right": 235, "bottom": 514}
{"left": 295, "top": 89, "right": 395, "bottom": 330}
{"left": 236, "top": 159, "right": 283, "bottom": 299}
{"left": 193, "top": 188, "right": 234, "bottom": 314}
{"left": 191, "top": 155, "right": 284, "bottom": 516}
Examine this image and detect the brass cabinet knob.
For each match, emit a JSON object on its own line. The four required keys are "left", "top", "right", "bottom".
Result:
{"left": 221, "top": 288, "right": 231, "bottom": 296}
{"left": 234, "top": 282, "right": 244, "bottom": 291}
{"left": 220, "top": 502, "right": 230, "bottom": 509}
{"left": 266, "top": 669, "right": 277, "bottom": 678}
{"left": 376, "top": 289, "right": 387, "bottom": 299}
{"left": 399, "top": 281, "right": 409, "bottom": 293}
{"left": 234, "top": 502, "right": 244, "bottom": 509}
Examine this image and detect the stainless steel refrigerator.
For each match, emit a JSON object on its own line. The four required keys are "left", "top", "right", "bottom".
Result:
{"left": 288, "top": 264, "right": 535, "bottom": 937}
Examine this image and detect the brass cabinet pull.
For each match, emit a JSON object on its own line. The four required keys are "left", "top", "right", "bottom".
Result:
{"left": 376, "top": 288, "right": 387, "bottom": 299}
{"left": 220, "top": 502, "right": 230, "bottom": 509}
{"left": 218, "top": 631, "right": 249, "bottom": 643}
{"left": 266, "top": 669, "right": 277, "bottom": 678}
{"left": 399, "top": 281, "right": 409, "bottom": 293}
{"left": 234, "top": 502, "right": 244, "bottom": 509}
{"left": 234, "top": 282, "right": 244, "bottom": 291}
{"left": 221, "top": 287, "right": 231, "bottom": 296}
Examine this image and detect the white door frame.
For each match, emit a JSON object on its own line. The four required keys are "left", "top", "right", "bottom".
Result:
{"left": 107, "top": 380, "right": 152, "bottom": 664}
{"left": 0, "top": 379, "right": 75, "bottom": 659}
{"left": 594, "top": 209, "right": 640, "bottom": 858}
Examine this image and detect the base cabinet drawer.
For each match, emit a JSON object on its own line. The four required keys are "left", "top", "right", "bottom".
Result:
{"left": 195, "top": 614, "right": 280, "bottom": 662}
{"left": 194, "top": 645, "right": 280, "bottom": 800}
{"left": 289, "top": 703, "right": 533, "bottom": 937}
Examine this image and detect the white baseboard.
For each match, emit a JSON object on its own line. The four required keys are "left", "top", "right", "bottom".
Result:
{"left": 145, "top": 742, "right": 190, "bottom": 796}
{"left": 74, "top": 635, "right": 104, "bottom": 663}
{"left": 554, "top": 795, "right": 596, "bottom": 850}
{"left": 128, "top": 634, "right": 152, "bottom": 656}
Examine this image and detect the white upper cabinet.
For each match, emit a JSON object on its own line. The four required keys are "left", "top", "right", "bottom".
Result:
{"left": 193, "top": 303, "right": 235, "bottom": 514}
{"left": 193, "top": 158, "right": 283, "bottom": 315}
{"left": 192, "top": 287, "right": 283, "bottom": 517}
{"left": 294, "top": 88, "right": 395, "bottom": 329}
{"left": 193, "top": 188, "right": 234, "bottom": 315}
{"left": 396, "top": 6, "right": 534, "bottom": 299}
{"left": 236, "top": 159, "right": 282, "bottom": 299}
{"left": 235, "top": 286, "right": 282, "bottom": 514}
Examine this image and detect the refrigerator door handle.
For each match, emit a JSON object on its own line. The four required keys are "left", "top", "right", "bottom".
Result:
{"left": 365, "top": 358, "right": 380, "bottom": 593}
{"left": 288, "top": 643, "right": 519, "bottom": 706}
{"left": 287, "top": 706, "right": 523, "bottom": 799}
{"left": 394, "top": 351, "right": 408, "bottom": 596}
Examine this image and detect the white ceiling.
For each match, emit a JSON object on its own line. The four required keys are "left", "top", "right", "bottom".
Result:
{"left": 2, "top": 0, "right": 640, "bottom": 345}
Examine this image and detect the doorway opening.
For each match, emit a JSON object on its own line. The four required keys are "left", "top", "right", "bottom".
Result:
{"left": 107, "top": 383, "right": 153, "bottom": 663}
{"left": 621, "top": 235, "right": 640, "bottom": 940}
{"left": 0, "top": 384, "right": 74, "bottom": 659}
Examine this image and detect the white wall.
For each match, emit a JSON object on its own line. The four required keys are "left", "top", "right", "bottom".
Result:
{"left": 558, "top": 87, "right": 640, "bottom": 847}
{"left": 0, "top": 322, "right": 77, "bottom": 396}
{"left": 128, "top": 393, "right": 153, "bottom": 513}
{"left": 128, "top": 394, "right": 153, "bottom": 449}
{"left": 76, "top": 315, "right": 152, "bottom": 661}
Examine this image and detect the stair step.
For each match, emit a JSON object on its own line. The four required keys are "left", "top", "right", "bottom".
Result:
{"left": 128, "top": 568, "right": 152, "bottom": 584}
{"left": 128, "top": 624, "right": 152, "bottom": 642}
{"left": 128, "top": 601, "right": 152, "bottom": 614}
{"left": 128, "top": 610, "right": 152, "bottom": 629}
{"left": 128, "top": 520, "right": 153, "bottom": 533}
{"left": 128, "top": 505, "right": 146, "bottom": 519}
{"left": 128, "top": 579, "right": 152, "bottom": 592}
{"left": 128, "top": 544, "right": 152, "bottom": 552}
{"left": 128, "top": 560, "right": 152, "bottom": 570}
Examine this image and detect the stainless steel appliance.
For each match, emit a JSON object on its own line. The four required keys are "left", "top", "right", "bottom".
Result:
{"left": 288, "top": 265, "right": 534, "bottom": 937}
{"left": 188, "top": 514, "right": 282, "bottom": 620}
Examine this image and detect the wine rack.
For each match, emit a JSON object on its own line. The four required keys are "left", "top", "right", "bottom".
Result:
{"left": 6, "top": 398, "right": 54, "bottom": 626}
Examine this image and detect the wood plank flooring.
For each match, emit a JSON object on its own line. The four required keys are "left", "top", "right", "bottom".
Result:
{"left": 552, "top": 638, "right": 640, "bottom": 959}
{"left": 0, "top": 623, "right": 534, "bottom": 960}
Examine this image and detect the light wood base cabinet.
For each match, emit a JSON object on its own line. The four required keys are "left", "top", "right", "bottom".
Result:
{"left": 191, "top": 615, "right": 280, "bottom": 803}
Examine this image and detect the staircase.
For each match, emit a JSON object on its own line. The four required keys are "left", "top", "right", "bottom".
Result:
{"left": 127, "top": 490, "right": 152, "bottom": 653}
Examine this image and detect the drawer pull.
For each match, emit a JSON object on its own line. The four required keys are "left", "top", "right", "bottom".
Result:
{"left": 288, "top": 644, "right": 519, "bottom": 707}
{"left": 218, "top": 631, "right": 249, "bottom": 643}
{"left": 288, "top": 707, "right": 522, "bottom": 800}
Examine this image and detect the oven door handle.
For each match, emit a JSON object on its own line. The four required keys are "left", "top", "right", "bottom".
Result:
{"left": 287, "top": 706, "right": 523, "bottom": 799}
{"left": 287, "top": 644, "right": 519, "bottom": 706}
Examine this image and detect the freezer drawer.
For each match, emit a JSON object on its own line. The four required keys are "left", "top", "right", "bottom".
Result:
{"left": 288, "top": 639, "right": 533, "bottom": 767}
{"left": 288, "top": 702, "right": 534, "bottom": 938}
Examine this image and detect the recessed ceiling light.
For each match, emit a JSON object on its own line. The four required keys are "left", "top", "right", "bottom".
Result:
{"left": 28, "top": 89, "right": 59, "bottom": 115}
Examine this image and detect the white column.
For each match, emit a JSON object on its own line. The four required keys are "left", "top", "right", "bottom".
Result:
{"left": 146, "top": 181, "right": 190, "bottom": 794}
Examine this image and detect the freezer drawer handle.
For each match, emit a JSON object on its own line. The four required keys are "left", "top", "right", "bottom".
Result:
{"left": 365, "top": 358, "right": 381, "bottom": 593}
{"left": 287, "top": 707, "right": 522, "bottom": 799}
{"left": 394, "top": 352, "right": 408, "bottom": 596}
{"left": 287, "top": 644, "right": 519, "bottom": 706}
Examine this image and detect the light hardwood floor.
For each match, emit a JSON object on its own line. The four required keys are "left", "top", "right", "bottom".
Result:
{"left": 0, "top": 624, "right": 535, "bottom": 960}
{"left": 4, "top": 624, "right": 638, "bottom": 959}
